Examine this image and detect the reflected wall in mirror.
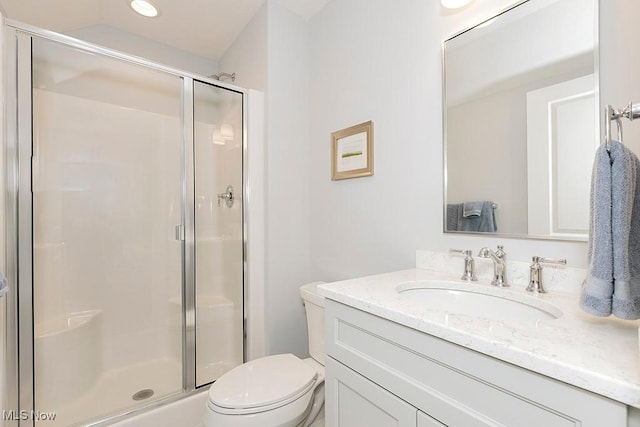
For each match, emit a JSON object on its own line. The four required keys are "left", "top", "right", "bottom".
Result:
{"left": 443, "top": 0, "right": 598, "bottom": 241}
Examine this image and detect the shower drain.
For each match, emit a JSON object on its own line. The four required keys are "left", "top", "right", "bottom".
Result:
{"left": 132, "top": 389, "right": 155, "bottom": 401}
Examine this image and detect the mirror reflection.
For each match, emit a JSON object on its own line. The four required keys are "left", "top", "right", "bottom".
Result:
{"left": 443, "top": 0, "right": 597, "bottom": 240}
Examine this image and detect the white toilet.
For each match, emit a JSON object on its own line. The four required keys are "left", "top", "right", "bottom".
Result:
{"left": 204, "top": 282, "right": 326, "bottom": 427}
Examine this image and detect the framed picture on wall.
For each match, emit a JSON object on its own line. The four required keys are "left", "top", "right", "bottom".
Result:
{"left": 331, "top": 120, "right": 374, "bottom": 180}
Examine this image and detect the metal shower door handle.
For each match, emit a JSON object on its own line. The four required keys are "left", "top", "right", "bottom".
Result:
{"left": 217, "top": 185, "right": 234, "bottom": 208}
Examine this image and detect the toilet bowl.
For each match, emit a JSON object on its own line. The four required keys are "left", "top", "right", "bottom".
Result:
{"left": 204, "top": 282, "right": 326, "bottom": 427}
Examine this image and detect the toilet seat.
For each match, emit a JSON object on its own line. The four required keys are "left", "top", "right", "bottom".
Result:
{"left": 208, "top": 354, "right": 317, "bottom": 415}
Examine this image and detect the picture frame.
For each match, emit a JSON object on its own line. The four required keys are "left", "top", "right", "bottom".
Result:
{"left": 331, "top": 120, "right": 374, "bottom": 180}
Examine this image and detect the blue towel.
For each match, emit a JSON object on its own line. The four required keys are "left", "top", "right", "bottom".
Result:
{"left": 463, "top": 201, "right": 483, "bottom": 218}
{"left": 446, "top": 201, "right": 497, "bottom": 233}
{"left": 580, "top": 143, "right": 613, "bottom": 316}
{"left": 446, "top": 204, "right": 461, "bottom": 231}
{"left": 580, "top": 141, "right": 640, "bottom": 319}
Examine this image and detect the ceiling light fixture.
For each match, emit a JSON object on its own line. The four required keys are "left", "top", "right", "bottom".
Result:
{"left": 441, "top": 0, "right": 474, "bottom": 9}
{"left": 130, "top": 0, "right": 159, "bottom": 18}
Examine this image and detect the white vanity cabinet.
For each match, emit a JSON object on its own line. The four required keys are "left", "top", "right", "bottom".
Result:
{"left": 324, "top": 300, "right": 629, "bottom": 427}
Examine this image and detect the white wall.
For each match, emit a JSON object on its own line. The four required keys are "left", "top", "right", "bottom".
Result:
{"left": 309, "top": 0, "right": 433, "bottom": 281}
{"left": 66, "top": 25, "right": 219, "bottom": 77}
{"left": 264, "top": 3, "right": 311, "bottom": 356}
{"left": 219, "top": 5, "right": 268, "bottom": 92}
{"left": 599, "top": 0, "right": 640, "bottom": 155}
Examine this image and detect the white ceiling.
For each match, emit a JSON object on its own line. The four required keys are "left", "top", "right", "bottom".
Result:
{"left": 0, "top": 0, "right": 331, "bottom": 61}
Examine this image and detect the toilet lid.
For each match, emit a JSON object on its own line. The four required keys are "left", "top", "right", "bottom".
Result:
{"left": 208, "top": 354, "right": 318, "bottom": 411}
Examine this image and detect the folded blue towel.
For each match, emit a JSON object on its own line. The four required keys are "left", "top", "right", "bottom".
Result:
{"left": 463, "top": 201, "right": 483, "bottom": 218}
{"left": 580, "top": 143, "right": 614, "bottom": 316}
{"left": 581, "top": 141, "right": 640, "bottom": 319}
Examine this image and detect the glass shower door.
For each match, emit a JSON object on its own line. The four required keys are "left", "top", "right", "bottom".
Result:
{"left": 30, "top": 37, "right": 184, "bottom": 425}
{"left": 193, "top": 81, "right": 244, "bottom": 386}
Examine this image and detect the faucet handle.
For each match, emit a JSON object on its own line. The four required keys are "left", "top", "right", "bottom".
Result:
{"left": 449, "top": 249, "right": 477, "bottom": 282}
{"left": 526, "top": 256, "right": 567, "bottom": 293}
{"left": 449, "top": 248, "right": 471, "bottom": 257}
{"left": 534, "top": 256, "right": 567, "bottom": 266}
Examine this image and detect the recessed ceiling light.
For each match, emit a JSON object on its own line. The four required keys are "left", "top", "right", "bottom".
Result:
{"left": 130, "top": 0, "right": 159, "bottom": 18}
{"left": 441, "top": 0, "right": 474, "bottom": 9}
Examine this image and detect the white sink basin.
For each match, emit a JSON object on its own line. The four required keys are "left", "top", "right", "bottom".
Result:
{"left": 396, "top": 281, "right": 562, "bottom": 322}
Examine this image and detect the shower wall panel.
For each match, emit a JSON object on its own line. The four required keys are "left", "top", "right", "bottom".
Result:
{"left": 33, "top": 90, "right": 182, "bottom": 371}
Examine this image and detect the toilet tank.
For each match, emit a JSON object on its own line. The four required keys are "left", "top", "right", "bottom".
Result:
{"left": 300, "top": 282, "right": 326, "bottom": 365}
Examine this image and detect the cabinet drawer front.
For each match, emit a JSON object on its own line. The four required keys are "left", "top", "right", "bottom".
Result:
{"left": 326, "top": 301, "right": 626, "bottom": 427}
{"left": 326, "top": 357, "right": 417, "bottom": 427}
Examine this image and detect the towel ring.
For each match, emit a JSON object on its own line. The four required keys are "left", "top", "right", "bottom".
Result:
{"left": 605, "top": 106, "right": 625, "bottom": 150}
{"left": 615, "top": 117, "right": 623, "bottom": 143}
{"left": 605, "top": 105, "right": 615, "bottom": 150}
{"left": 604, "top": 102, "right": 640, "bottom": 150}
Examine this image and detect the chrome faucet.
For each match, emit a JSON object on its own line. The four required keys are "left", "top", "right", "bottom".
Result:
{"left": 477, "top": 245, "right": 508, "bottom": 287}
{"left": 527, "top": 256, "right": 567, "bottom": 293}
{"left": 449, "top": 249, "right": 477, "bottom": 282}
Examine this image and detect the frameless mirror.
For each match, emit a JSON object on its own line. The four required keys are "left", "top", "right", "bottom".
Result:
{"left": 443, "top": 0, "right": 598, "bottom": 241}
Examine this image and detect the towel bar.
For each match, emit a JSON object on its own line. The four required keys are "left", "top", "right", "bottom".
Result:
{"left": 604, "top": 102, "right": 640, "bottom": 150}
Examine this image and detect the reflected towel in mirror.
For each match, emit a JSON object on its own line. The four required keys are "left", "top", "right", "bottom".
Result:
{"left": 446, "top": 201, "right": 497, "bottom": 233}
{"left": 463, "top": 201, "right": 484, "bottom": 218}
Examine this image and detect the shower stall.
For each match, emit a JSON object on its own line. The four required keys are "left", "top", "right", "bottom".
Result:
{"left": 5, "top": 22, "right": 247, "bottom": 427}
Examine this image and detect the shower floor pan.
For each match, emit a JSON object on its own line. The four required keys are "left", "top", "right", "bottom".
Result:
{"left": 38, "top": 358, "right": 181, "bottom": 427}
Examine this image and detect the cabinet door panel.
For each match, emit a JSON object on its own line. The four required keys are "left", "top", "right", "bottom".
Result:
{"left": 418, "top": 411, "right": 447, "bottom": 427}
{"left": 326, "top": 357, "right": 416, "bottom": 427}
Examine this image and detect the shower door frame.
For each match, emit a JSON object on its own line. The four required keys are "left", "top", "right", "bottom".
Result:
{"left": 4, "top": 21, "right": 248, "bottom": 427}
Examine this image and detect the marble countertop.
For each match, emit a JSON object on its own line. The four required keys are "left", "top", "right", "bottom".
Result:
{"left": 317, "top": 268, "right": 640, "bottom": 408}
